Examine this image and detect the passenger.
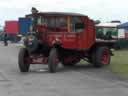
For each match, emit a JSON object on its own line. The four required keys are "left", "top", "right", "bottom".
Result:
{"left": 97, "top": 31, "right": 104, "bottom": 39}
{"left": 105, "top": 31, "right": 112, "bottom": 40}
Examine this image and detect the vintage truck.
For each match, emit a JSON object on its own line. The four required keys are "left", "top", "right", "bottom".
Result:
{"left": 18, "top": 12, "right": 116, "bottom": 73}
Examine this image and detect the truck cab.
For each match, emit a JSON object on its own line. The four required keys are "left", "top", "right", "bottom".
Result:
{"left": 26, "top": 12, "right": 95, "bottom": 50}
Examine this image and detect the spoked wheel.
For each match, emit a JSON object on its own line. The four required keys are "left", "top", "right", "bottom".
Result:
{"left": 92, "top": 47, "right": 110, "bottom": 67}
{"left": 48, "top": 48, "right": 59, "bottom": 73}
{"left": 18, "top": 48, "right": 30, "bottom": 72}
{"left": 101, "top": 48, "right": 110, "bottom": 65}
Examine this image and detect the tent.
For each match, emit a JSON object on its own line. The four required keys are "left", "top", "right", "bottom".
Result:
{"left": 96, "top": 22, "right": 120, "bottom": 27}
{"left": 118, "top": 22, "right": 128, "bottom": 29}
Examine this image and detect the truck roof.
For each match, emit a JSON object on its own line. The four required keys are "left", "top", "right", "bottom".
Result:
{"left": 96, "top": 22, "right": 120, "bottom": 27}
{"left": 26, "top": 12, "right": 86, "bottom": 17}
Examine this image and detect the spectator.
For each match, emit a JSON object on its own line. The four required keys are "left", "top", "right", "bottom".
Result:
{"left": 4, "top": 33, "right": 8, "bottom": 46}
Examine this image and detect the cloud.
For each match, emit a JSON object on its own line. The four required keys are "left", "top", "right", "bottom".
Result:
{"left": 0, "top": 0, "right": 128, "bottom": 25}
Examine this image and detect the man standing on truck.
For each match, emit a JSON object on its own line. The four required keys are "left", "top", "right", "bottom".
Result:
{"left": 30, "top": 7, "right": 39, "bottom": 33}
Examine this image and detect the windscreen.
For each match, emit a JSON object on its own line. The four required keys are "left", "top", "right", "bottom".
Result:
{"left": 40, "top": 16, "right": 67, "bottom": 32}
{"left": 96, "top": 27, "right": 118, "bottom": 39}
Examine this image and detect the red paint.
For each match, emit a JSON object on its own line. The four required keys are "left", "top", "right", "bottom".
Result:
{"left": 86, "top": 19, "right": 95, "bottom": 49}
{"left": 54, "top": 55, "right": 59, "bottom": 64}
{"left": 5, "top": 21, "right": 19, "bottom": 34}
{"left": 33, "top": 13, "right": 95, "bottom": 50}
{"left": 38, "top": 17, "right": 95, "bottom": 50}
{"left": 101, "top": 49, "right": 109, "bottom": 65}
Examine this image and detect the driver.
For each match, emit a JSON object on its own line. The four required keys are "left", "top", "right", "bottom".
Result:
{"left": 30, "top": 7, "right": 39, "bottom": 33}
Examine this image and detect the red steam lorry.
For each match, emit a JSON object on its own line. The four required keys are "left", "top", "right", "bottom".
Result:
{"left": 18, "top": 11, "right": 116, "bottom": 73}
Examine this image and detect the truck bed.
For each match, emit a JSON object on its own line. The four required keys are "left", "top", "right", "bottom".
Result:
{"left": 96, "top": 39, "right": 117, "bottom": 43}
{"left": 95, "top": 39, "right": 117, "bottom": 48}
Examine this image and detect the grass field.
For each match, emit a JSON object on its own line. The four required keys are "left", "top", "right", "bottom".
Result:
{"left": 106, "top": 50, "right": 128, "bottom": 75}
{"left": 80, "top": 50, "right": 128, "bottom": 75}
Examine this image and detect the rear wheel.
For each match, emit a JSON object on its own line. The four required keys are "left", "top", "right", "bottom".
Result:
{"left": 48, "top": 48, "right": 59, "bottom": 73}
{"left": 91, "top": 47, "right": 110, "bottom": 67}
{"left": 18, "top": 48, "right": 30, "bottom": 72}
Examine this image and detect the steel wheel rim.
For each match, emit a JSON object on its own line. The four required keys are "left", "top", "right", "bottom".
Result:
{"left": 54, "top": 54, "right": 59, "bottom": 65}
{"left": 101, "top": 49, "right": 109, "bottom": 65}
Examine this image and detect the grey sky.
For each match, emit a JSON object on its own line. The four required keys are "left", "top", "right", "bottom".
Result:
{"left": 0, "top": 0, "right": 128, "bottom": 25}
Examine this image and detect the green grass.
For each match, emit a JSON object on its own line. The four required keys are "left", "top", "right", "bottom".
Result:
{"left": 107, "top": 50, "right": 128, "bottom": 75}
{"left": 80, "top": 50, "right": 128, "bottom": 75}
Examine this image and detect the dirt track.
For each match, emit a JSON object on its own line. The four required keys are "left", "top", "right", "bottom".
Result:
{"left": 0, "top": 45, "right": 128, "bottom": 96}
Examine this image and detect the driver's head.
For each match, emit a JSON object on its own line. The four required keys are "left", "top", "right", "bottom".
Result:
{"left": 31, "top": 7, "right": 38, "bottom": 14}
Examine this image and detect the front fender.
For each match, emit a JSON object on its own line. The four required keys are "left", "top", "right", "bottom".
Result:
{"left": 23, "top": 38, "right": 39, "bottom": 53}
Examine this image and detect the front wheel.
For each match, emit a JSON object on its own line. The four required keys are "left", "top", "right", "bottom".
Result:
{"left": 18, "top": 48, "right": 30, "bottom": 72}
{"left": 92, "top": 47, "right": 111, "bottom": 67}
{"left": 48, "top": 48, "right": 59, "bottom": 73}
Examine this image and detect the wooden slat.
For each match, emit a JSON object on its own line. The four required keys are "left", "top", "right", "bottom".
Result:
{"left": 67, "top": 16, "right": 70, "bottom": 32}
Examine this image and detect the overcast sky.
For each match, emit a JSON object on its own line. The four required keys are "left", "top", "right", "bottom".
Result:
{"left": 0, "top": 0, "right": 128, "bottom": 25}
